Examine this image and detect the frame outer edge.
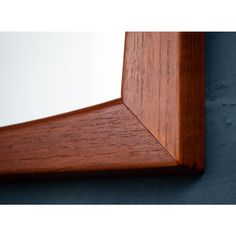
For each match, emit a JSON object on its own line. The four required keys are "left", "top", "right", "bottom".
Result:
{"left": 179, "top": 32, "right": 205, "bottom": 171}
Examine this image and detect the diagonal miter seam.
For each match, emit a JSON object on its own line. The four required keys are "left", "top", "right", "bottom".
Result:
{"left": 121, "top": 99, "right": 178, "bottom": 166}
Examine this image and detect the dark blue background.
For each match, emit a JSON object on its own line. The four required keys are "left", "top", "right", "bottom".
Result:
{"left": 0, "top": 33, "right": 236, "bottom": 204}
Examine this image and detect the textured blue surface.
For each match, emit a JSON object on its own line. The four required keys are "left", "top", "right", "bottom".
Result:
{"left": 0, "top": 32, "right": 236, "bottom": 204}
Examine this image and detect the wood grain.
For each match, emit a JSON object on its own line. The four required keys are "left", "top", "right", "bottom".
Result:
{"left": 179, "top": 33, "right": 204, "bottom": 170}
{"left": 122, "top": 32, "right": 180, "bottom": 159}
{"left": 0, "top": 99, "right": 177, "bottom": 179}
{"left": 0, "top": 32, "right": 204, "bottom": 180}
{"left": 122, "top": 32, "right": 204, "bottom": 171}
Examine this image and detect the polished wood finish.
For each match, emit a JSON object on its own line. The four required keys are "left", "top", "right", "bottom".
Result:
{"left": 122, "top": 32, "right": 204, "bottom": 171}
{"left": 122, "top": 33, "right": 180, "bottom": 159}
{"left": 179, "top": 33, "right": 204, "bottom": 170}
{"left": 0, "top": 32, "right": 204, "bottom": 179}
{"left": 0, "top": 99, "right": 176, "bottom": 178}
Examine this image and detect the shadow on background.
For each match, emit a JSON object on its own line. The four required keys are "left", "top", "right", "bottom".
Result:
{"left": 0, "top": 32, "right": 236, "bottom": 204}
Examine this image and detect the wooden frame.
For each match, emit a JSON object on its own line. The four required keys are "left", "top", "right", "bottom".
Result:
{"left": 0, "top": 32, "right": 204, "bottom": 180}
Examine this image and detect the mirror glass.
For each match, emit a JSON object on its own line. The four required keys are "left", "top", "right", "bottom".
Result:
{"left": 0, "top": 32, "right": 125, "bottom": 127}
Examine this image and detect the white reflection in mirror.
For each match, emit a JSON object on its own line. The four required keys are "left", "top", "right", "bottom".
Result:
{"left": 0, "top": 32, "right": 125, "bottom": 127}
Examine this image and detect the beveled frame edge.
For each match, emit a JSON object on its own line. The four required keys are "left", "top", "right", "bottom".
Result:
{"left": 0, "top": 32, "right": 204, "bottom": 180}
{"left": 121, "top": 32, "right": 204, "bottom": 172}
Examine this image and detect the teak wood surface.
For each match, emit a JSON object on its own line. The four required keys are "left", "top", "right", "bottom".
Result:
{"left": 0, "top": 32, "right": 204, "bottom": 180}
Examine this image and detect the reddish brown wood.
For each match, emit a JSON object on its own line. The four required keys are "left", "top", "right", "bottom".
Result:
{"left": 122, "top": 32, "right": 204, "bottom": 171}
{"left": 0, "top": 99, "right": 176, "bottom": 178}
{"left": 0, "top": 32, "right": 204, "bottom": 180}
{"left": 122, "top": 32, "right": 180, "bottom": 159}
{"left": 179, "top": 33, "right": 204, "bottom": 170}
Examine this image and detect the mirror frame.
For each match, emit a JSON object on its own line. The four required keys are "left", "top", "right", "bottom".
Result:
{"left": 0, "top": 32, "right": 204, "bottom": 180}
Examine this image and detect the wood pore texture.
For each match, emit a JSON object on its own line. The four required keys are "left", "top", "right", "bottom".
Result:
{"left": 122, "top": 32, "right": 204, "bottom": 171}
{"left": 0, "top": 32, "right": 204, "bottom": 180}
{"left": 0, "top": 99, "right": 177, "bottom": 179}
